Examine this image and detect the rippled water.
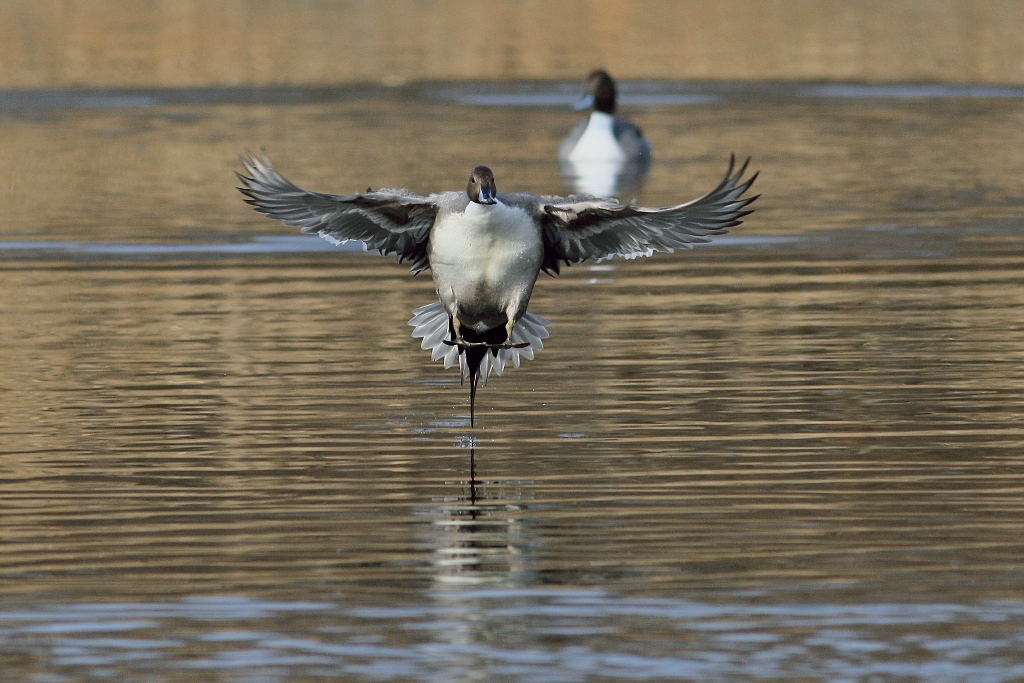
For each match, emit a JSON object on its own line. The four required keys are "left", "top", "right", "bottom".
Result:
{"left": 1, "top": 82, "right": 1024, "bottom": 680}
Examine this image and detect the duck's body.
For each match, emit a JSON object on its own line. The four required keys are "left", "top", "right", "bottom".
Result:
{"left": 560, "top": 111, "right": 651, "bottom": 163}
{"left": 559, "top": 70, "right": 653, "bottom": 163}
{"left": 429, "top": 183, "right": 543, "bottom": 343}
{"left": 238, "top": 153, "right": 757, "bottom": 425}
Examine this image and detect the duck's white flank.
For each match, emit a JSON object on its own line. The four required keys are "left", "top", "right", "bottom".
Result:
{"left": 566, "top": 111, "right": 628, "bottom": 162}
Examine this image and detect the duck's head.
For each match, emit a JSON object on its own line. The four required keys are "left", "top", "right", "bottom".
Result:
{"left": 574, "top": 69, "right": 616, "bottom": 114}
{"left": 467, "top": 165, "right": 497, "bottom": 205}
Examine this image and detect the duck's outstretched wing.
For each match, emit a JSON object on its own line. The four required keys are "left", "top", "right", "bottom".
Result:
{"left": 237, "top": 151, "right": 438, "bottom": 273}
{"left": 540, "top": 154, "right": 758, "bottom": 274}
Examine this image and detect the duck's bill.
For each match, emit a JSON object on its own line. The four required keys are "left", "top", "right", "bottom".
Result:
{"left": 573, "top": 94, "right": 595, "bottom": 111}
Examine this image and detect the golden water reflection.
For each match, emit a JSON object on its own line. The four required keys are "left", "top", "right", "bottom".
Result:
{"left": 2, "top": 232, "right": 1022, "bottom": 604}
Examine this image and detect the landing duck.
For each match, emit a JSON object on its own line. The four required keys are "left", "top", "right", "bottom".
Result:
{"left": 237, "top": 152, "right": 757, "bottom": 425}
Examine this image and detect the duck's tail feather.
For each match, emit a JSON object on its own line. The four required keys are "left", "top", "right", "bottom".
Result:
{"left": 408, "top": 301, "right": 551, "bottom": 387}
{"left": 465, "top": 345, "right": 487, "bottom": 427}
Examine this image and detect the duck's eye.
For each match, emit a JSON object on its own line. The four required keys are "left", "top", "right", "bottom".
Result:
{"left": 469, "top": 177, "right": 476, "bottom": 184}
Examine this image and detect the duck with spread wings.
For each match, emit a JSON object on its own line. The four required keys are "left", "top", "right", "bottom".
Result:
{"left": 238, "top": 153, "right": 758, "bottom": 425}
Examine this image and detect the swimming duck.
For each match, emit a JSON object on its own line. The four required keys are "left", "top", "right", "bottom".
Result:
{"left": 237, "top": 152, "right": 757, "bottom": 425}
{"left": 559, "top": 69, "right": 653, "bottom": 163}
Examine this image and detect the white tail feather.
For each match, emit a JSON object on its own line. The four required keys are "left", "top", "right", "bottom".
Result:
{"left": 408, "top": 302, "right": 550, "bottom": 386}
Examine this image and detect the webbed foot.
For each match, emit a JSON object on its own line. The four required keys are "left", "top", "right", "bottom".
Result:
{"left": 442, "top": 339, "right": 530, "bottom": 350}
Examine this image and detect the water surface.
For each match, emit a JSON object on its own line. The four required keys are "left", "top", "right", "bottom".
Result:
{"left": 1, "top": 82, "right": 1023, "bottom": 680}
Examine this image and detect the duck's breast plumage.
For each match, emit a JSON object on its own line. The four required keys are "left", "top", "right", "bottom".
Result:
{"left": 428, "top": 198, "right": 543, "bottom": 329}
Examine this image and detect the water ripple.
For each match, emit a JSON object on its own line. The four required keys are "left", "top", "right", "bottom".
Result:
{"left": 2, "top": 594, "right": 1022, "bottom": 680}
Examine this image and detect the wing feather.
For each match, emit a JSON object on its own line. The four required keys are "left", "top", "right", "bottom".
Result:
{"left": 237, "top": 151, "right": 437, "bottom": 273}
{"left": 541, "top": 154, "right": 758, "bottom": 274}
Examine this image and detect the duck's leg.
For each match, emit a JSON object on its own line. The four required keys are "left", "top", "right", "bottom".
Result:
{"left": 443, "top": 315, "right": 470, "bottom": 347}
{"left": 444, "top": 338, "right": 529, "bottom": 350}
{"left": 504, "top": 316, "right": 515, "bottom": 340}
{"left": 441, "top": 312, "right": 529, "bottom": 350}
{"left": 501, "top": 316, "right": 530, "bottom": 349}
{"left": 449, "top": 314, "right": 465, "bottom": 345}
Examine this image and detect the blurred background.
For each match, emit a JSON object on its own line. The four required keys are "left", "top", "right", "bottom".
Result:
{"left": 2, "top": 0, "right": 1023, "bottom": 87}
{"left": 2, "top": 0, "right": 1023, "bottom": 242}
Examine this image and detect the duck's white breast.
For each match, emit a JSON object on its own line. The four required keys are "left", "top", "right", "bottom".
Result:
{"left": 430, "top": 200, "right": 542, "bottom": 300}
{"left": 566, "top": 111, "right": 627, "bottom": 162}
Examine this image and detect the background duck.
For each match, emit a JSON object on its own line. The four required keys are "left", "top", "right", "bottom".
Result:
{"left": 559, "top": 69, "right": 653, "bottom": 164}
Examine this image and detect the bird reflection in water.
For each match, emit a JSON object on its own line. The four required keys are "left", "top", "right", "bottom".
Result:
{"left": 418, "top": 442, "right": 536, "bottom": 589}
{"left": 560, "top": 155, "right": 650, "bottom": 198}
